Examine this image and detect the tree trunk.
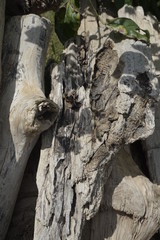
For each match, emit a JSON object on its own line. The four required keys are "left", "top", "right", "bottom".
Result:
{"left": 34, "top": 2, "right": 160, "bottom": 240}
{"left": 0, "top": 14, "right": 58, "bottom": 240}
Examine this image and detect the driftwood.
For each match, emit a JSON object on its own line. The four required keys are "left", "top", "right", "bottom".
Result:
{"left": 83, "top": 148, "right": 160, "bottom": 240}
{"left": 1, "top": 1, "right": 160, "bottom": 239}
{"left": 33, "top": 2, "right": 160, "bottom": 240}
{"left": 139, "top": 9, "right": 160, "bottom": 185}
{"left": 0, "top": 14, "right": 59, "bottom": 240}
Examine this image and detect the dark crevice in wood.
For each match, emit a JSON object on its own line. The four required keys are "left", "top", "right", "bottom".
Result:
{"left": 130, "top": 140, "right": 151, "bottom": 179}
{"left": 44, "top": 59, "right": 56, "bottom": 98}
{"left": 71, "top": 184, "right": 76, "bottom": 217}
{"left": 5, "top": 137, "right": 41, "bottom": 240}
{"left": 81, "top": 219, "right": 91, "bottom": 240}
{"left": 151, "top": 231, "right": 160, "bottom": 240}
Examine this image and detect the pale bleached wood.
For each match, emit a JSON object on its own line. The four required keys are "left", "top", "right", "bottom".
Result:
{"left": 85, "top": 6, "right": 160, "bottom": 240}
{"left": 0, "top": 14, "right": 59, "bottom": 240}
{"left": 87, "top": 148, "right": 160, "bottom": 240}
{"left": 0, "top": 0, "right": 5, "bottom": 87}
{"left": 34, "top": 2, "right": 159, "bottom": 240}
{"left": 138, "top": 9, "right": 160, "bottom": 185}
{"left": 119, "top": 6, "right": 160, "bottom": 238}
{"left": 117, "top": 6, "right": 160, "bottom": 185}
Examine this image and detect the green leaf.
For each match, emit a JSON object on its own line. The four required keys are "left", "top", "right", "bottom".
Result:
{"left": 107, "top": 17, "right": 150, "bottom": 43}
{"left": 55, "top": 0, "right": 80, "bottom": 44}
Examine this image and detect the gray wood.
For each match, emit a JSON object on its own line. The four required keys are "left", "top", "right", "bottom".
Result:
{"left": 0, "top": 1, "right": 160, "bottom": 240}
{"left": 34, "top": 2, "right": 160, "bottom": 240}
{"left": 86, "top": 148, "right": 160, "bottom": 240}
{"left": 119, "top": 0, "right": 160, "bottom": 186}
{"left": 0, "top": 14, "right": 59, "bottom": 240}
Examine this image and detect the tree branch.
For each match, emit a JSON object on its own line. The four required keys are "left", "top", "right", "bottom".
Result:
{"left": 0, "top": 14, "right": 59, "bottom": 240}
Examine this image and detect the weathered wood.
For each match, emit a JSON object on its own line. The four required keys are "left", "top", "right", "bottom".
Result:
{"left": 83, "top": 148, "right": 160, "bottom": 240}
{"left": 83, "top": 6, "right": 160, "bottom": 240}
{"left": 136, "top": 6, "right": 160, "bottom": 184}
{"left": 0, "top": 0, "right": 5, "bottom": 87}
{"left": 118, "top": 6, "right": 160, "bottom": 238}
{"left": 0, "top": 14, "right": 59, "bottom": 240}
{"left": 6, "top": 0, "right": 62, "bottom": 15}
{"left": 34, "top": 2, "right": 159, "bottom": 240}
{"left": 6, "top": 138, "right": 41, "bottom": 240}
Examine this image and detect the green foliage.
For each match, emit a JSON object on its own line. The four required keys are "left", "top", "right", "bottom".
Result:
{"left": 88, "top": 0, "right": 150, "bottom": 43}
{"left": 107, "top": 17, "right": 150, "bottom": 43}
{"left": 43, "top": 0, "right": 157, "bottom": 63}
{"left": 42, "top": 11, "right": 63, "bottom": 62}
{"left": 55, "top": 0, "right": 80, "bottom": 44}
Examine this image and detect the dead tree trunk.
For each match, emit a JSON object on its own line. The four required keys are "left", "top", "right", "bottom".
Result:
{"left": 33, "top": 2, "right": 160, "bottom": 240}
{"left": 0, "top": 14, "right": 59, "bottom": 240}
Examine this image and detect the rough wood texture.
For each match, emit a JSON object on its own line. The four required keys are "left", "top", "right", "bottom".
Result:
{"left": 6, "top": 0, "right": 62, "bottom": 15}
{"left": 0, "top": 14, "right": 59, "bottom": 240}
{"left": 82, "top": 6, "right": 160, "bottom": 240}
{"left": 6, "top": 139, "right": 41, "bottom": 240}
{"left": 34, "top": 2, "right": 159, "bottom": 240}
{"left": 136, "top": 5, "right": 160, "bottom": 185}
{"left": 83, "top": 148, "right": 160, "bottom": 240}
{"left": 0, "top": 0, "right": 5, "bottom": 87}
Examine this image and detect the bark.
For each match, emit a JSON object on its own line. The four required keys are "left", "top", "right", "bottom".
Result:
{"left": 34, "top": 2, "right": 160, "bottom": 240}
{"left": 0, "top": 14, "right": 59, "bottom": 240}
{"left": 6, "top": 0, "right": 62, "bottom": 16}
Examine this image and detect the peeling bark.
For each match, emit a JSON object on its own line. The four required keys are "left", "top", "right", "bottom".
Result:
{"left": 0, "top": 14, "right": 58, "bottom": 240}
{"left": 34, "top": 2, "right": 160, "bottom": 240}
